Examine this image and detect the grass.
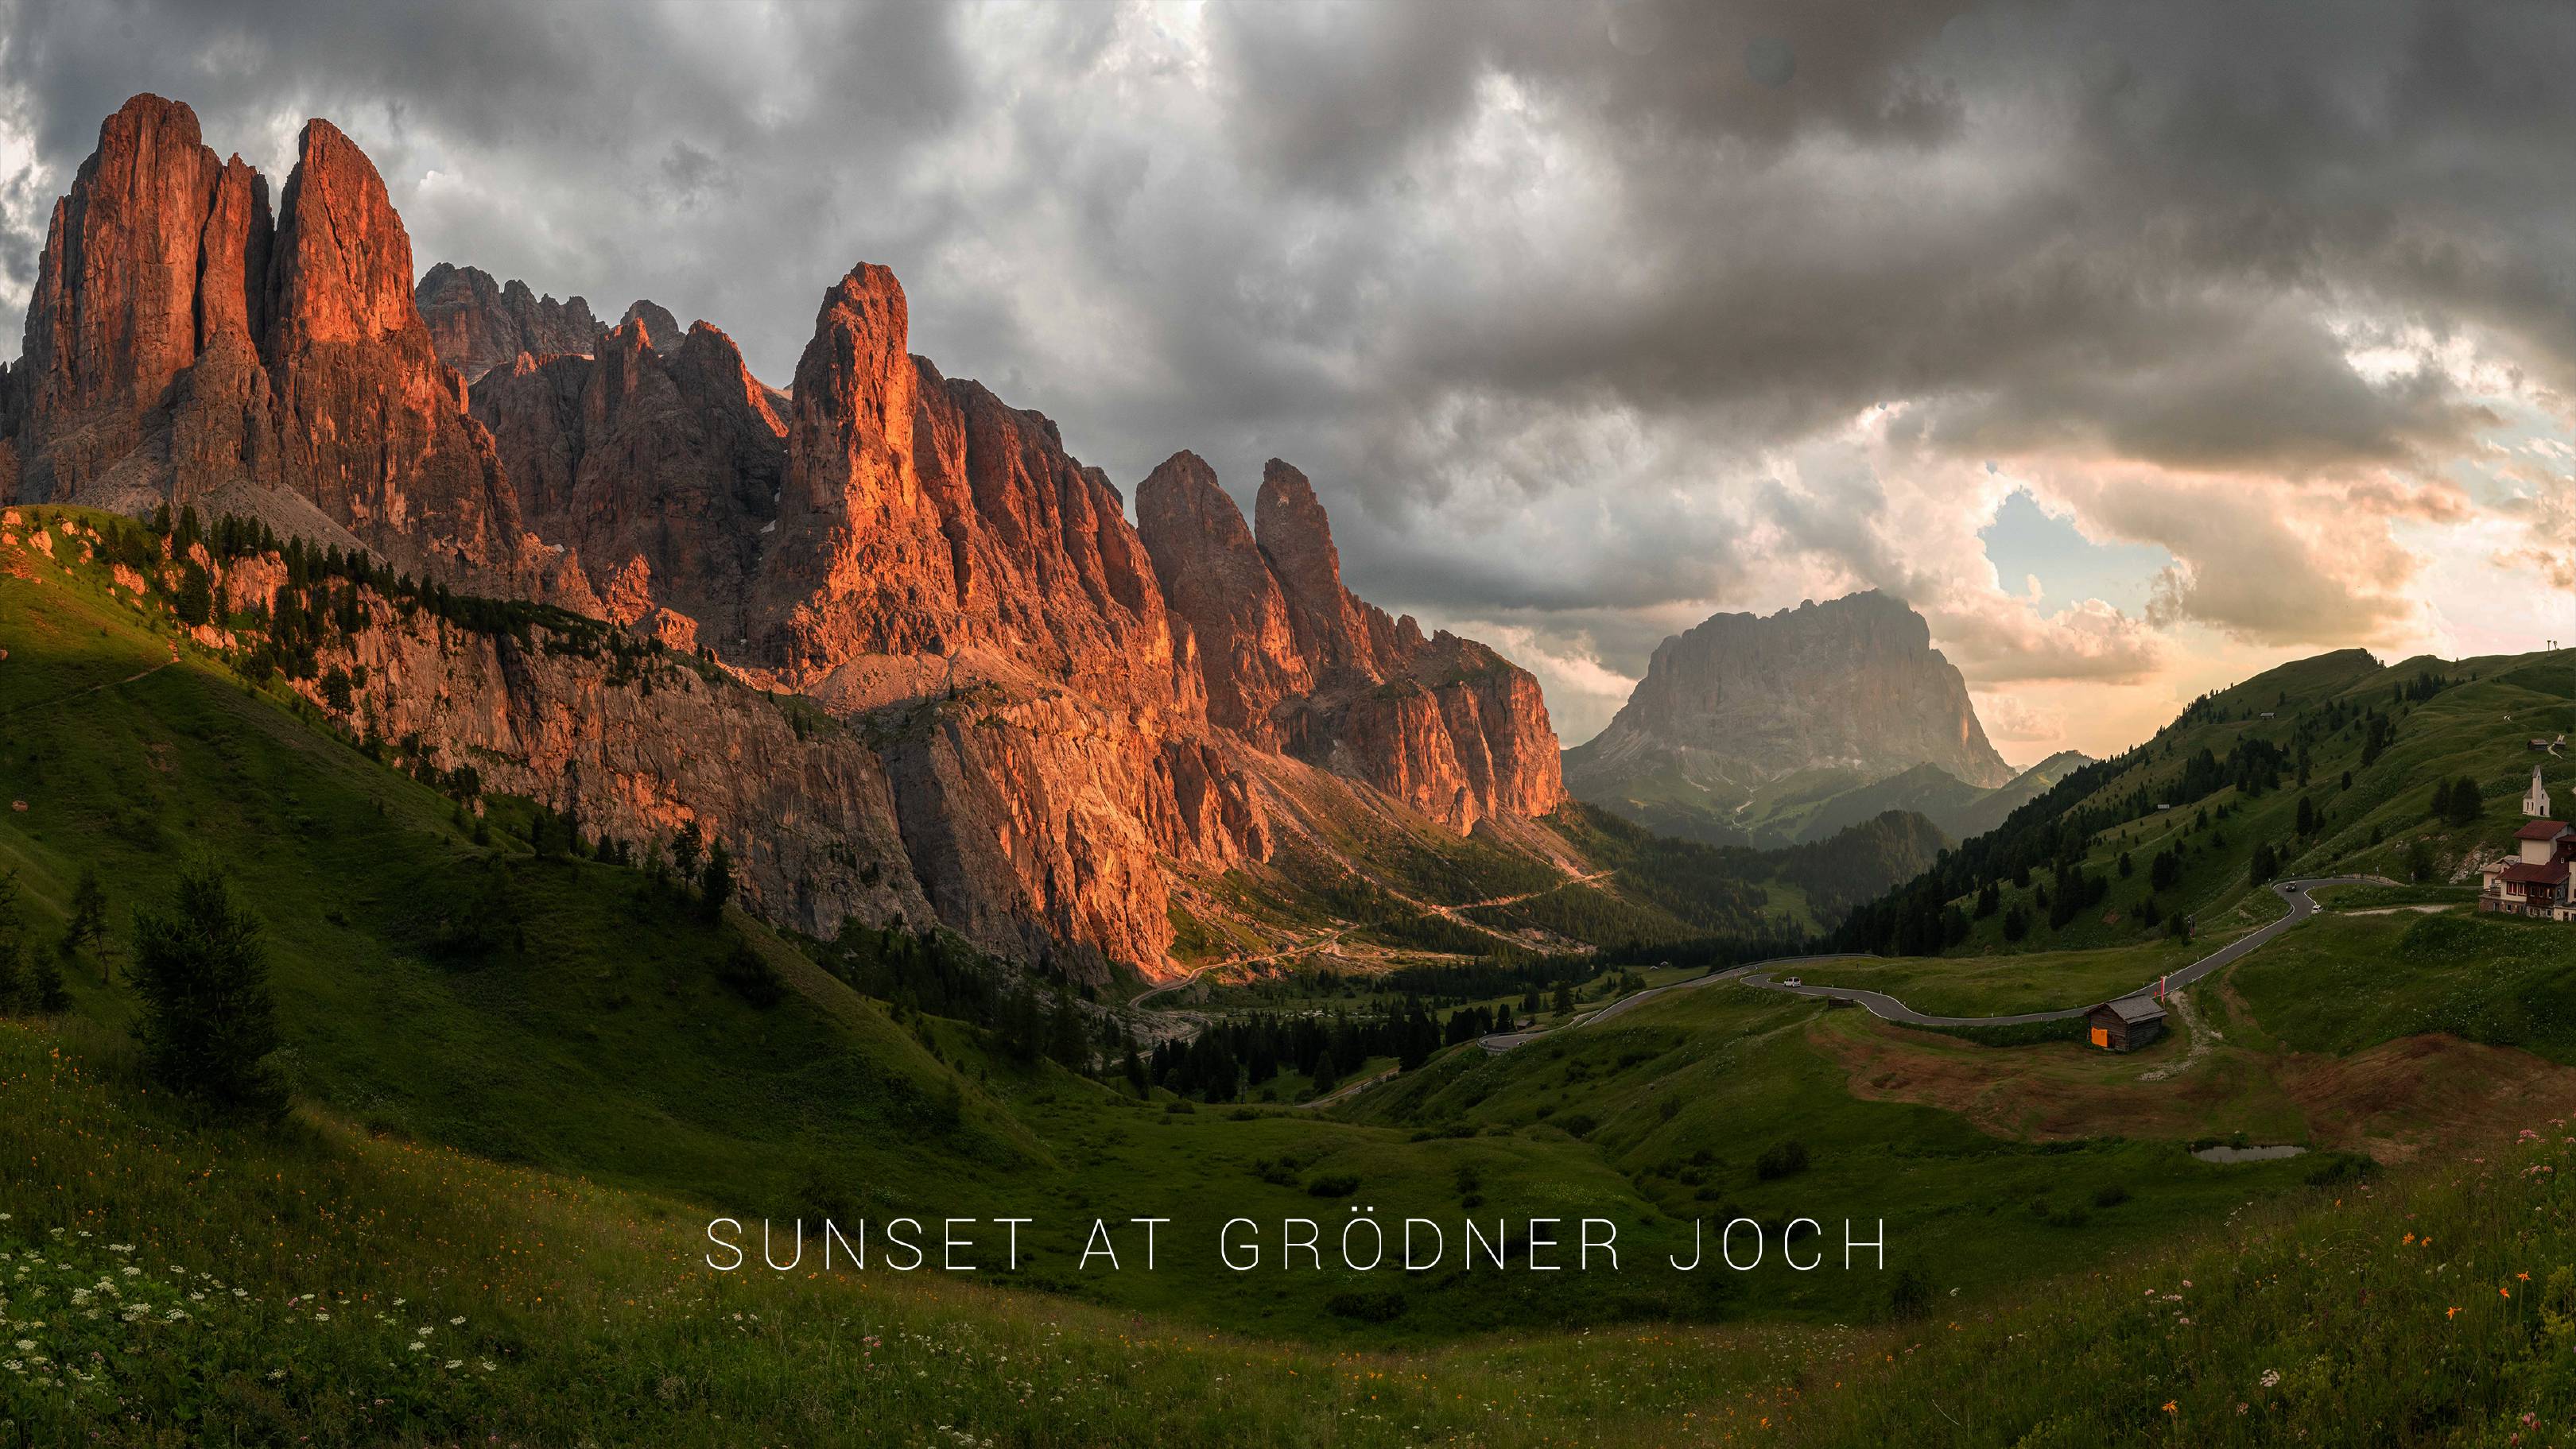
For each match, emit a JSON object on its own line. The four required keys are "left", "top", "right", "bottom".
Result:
{"left": 2310, "top": 881, "right": 2478, "bottom": 911}
{"left": 1790, "top": 938, "right": 2211, "bottom": 1017}
{"left": 2237, "top": 910, "right": 2576, "bottom": 1066}
{"left": 0, "top": 1019, "right": 1843, "bottom": 1447}
{"left": 1785, "top": 1116, "right": 2576, "bottom": 1446}
{"left": 1344, "top": 986, "right": 2323, "bottom": 1320}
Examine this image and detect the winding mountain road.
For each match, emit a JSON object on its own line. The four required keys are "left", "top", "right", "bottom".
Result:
{"left": 1130, "top": 870, "right": 1615, "bottom": 1009}
{"left": 1480, "top": 875, "right": 2384, "bottom": 1050}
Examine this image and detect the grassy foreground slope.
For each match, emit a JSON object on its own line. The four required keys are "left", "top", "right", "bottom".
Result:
{"left": 0, "top": 1019, "right": 1836, "bottom": 1447}
{"left": 0, "top": 513, "right": 1034, "bottom": 1214}
{"left": 4, "top": 1009, "right": 2570, "bottom": 1446}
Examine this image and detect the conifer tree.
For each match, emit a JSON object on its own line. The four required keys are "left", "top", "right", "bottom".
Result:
{"left": 0, "top": 872, "right": 27, "bottom": 1013}
{"left": 130, "top": 866, "right": 288, "bottom": 1120}
{"left": 698, "top": 838, "right": 735, "bottom": 923}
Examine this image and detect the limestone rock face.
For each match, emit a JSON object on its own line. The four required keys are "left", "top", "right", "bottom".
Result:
{"left": 312, "top": 594, "right": 941, "bottom": 943}
{"left": 1136, "top": 451, "right": 1310, "bottom": 746}
{"left": 265, "top": 119, "right": 544, "bottom": 590}
{"left": 2, "top": 96, "right": 561, "bottom": 598}
{"left": 1564, "top": 591, "right": 2016, "bottom": 814}
{"left": 2, "top": 94, "right": 1582, "bottom": 978}
{"left": 1255, "top": 459, "right": 1404, "bottom": 677}
{"left": 749, "top": 265, "right": 1192, "bottom": 712}
{"left": 472, "top": 316, "right": 786, "bottom": 644}
{"left": 12, "top": 95, "right": 224, "bottom": 502}
{"left": 416, "top": 262, "right": 606, "bottom": 382}
{"left": 1140, "top": 453, "right": 1565, "bottom": 829}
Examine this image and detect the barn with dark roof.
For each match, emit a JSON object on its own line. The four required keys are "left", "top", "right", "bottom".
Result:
{"left": 2085, "top": 997, "right": 2167, "bottom": 1052}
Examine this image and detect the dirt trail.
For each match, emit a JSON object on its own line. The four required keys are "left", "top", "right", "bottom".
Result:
{"left": 2136, "top": 988, "right": 2214, "bottom": 1083}
{"left": 1294, "top": 1065, "right": 1399, "bottom": 1111}
{"left": 0, "top": 645, "right": 179, "bottom": 720}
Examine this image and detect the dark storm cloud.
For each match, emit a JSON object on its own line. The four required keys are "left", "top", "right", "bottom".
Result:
{"left": 1, "top": 0, "right": 2571, "bottom": 688}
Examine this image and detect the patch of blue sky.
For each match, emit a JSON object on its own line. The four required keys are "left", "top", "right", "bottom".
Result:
{"left": 1977, "top": 482, "right": 2171, "bottom": 615}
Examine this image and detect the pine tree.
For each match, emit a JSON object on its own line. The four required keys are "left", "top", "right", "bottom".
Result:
{"left": 29, "top": 941, "right": 68, "bottom": 1014}
{"left": 130, "top": 866, "right": 288, "bottom": 1119}
{"left": 2250, "top": 841, "right": 2279, "bottom": 885}
{"left": 698, "top": 838, "right": 735, "bottom": 924}
{"left": 174, "top": 564, "right": 214, "bottom": 627}
{"left": 2444, "top": 777, "right": 2482, "bottom": 827}
{"left": 2001, "top": 905, "right": 2030, "bottom": 943}
{"left": 0, "top": 872, "right": 27, "bottom": 1012}
{"left": 1046, "top": 986, "right": 1087, "bottom": 1070}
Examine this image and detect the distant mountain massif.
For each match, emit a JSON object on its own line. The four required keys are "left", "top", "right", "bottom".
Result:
{"left": 1564, "top": 591, "right": 2087, "bottom": 848}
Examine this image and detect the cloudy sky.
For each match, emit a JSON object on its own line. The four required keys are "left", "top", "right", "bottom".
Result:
{"left": 6, "top": 0, "right": 2576, "bottom": 759}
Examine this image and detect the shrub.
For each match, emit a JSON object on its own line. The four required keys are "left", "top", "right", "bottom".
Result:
{"left": 719, "top": 941, "right": 786, "bottom": 1007}
{"left": 1325, "top": 1290, "right": 1406, "bottom": 1323}
{"left": 2304, "top": 1150, "right": 2377, "bottom": 1187}
{"left": 1885, "top": 1266, "right": 1932, "bottom": 1320}
{"left": 1755, "top": 1139, "right": 1810, "bottom": 1180}
{"left": 1306, "top": 1173, "right": 1360, "bottom": 1199}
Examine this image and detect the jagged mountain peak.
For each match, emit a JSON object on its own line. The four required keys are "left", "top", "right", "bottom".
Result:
{"left": 2, "top": 95, "right": 1574, "bottom": 979}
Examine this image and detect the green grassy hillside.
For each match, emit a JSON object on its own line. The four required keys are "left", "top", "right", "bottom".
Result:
{"left": 4, "top": 990, "right": 2566, "bottom": 1447}
{"left": 0, "top": 511, "right": 1034, "bottom": 1211}
{"left": 1837, "top": 644, "right": 2573, "bottom": 962}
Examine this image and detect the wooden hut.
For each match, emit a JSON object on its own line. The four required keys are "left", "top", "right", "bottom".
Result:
{"left": 2085, "top": 997, "right": 2167, "bottom": 1052}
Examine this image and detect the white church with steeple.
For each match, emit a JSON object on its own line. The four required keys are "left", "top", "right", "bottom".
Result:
{"left": 2485, "top": 765, "right": 2576, "bottom": 918}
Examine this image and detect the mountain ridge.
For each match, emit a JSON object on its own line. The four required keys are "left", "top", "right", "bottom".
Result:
{"left": 0, "top": 93, "right": 1567, "bottom": 979}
